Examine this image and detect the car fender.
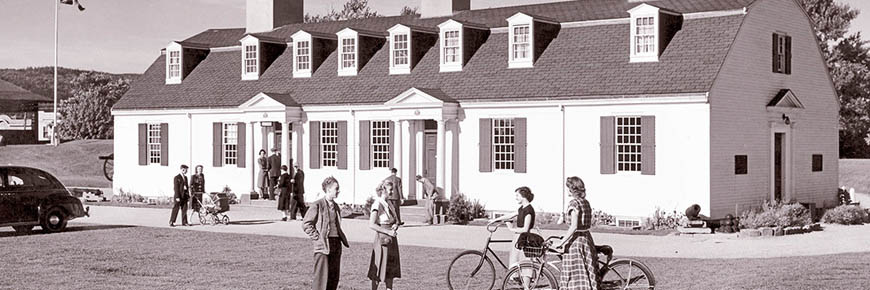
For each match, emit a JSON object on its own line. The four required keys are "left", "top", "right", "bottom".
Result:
{"left": 38, "top": 192, "right": 88, "bottom": 219}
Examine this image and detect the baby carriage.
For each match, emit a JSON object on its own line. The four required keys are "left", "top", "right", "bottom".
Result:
{"left": 191, "top": 192, "right": 231, "bottom": 225}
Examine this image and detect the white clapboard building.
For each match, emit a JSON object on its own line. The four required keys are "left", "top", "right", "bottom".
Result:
{"left": 112, "top": 0, "right": 838, "bottom": 219}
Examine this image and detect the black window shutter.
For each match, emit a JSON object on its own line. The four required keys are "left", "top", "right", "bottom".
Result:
{"left": 641, "top": 116, "right": 656, "bottom": 175}
{"left": 337, "top": 121, "right": 348, "bottom": 170}
{"left": 479, "top": 118, "right": 492, "bottom": 172}
{"left": 600, "top": 116, "right": 616, "bottom": 174}
{"left": 785, "top": 36, "right": 792, "bottom": 75}
{"left": 159, "top": 123, "right": 169, "bottom": 166}
{"left": 359, "top": 120, "right": 371, "bottom": 170}
{"left": 213, "top": 122, "right": 223, "bottom": 167}
{"left": 388, "top": 121, "right": 395, "bottom": 168}
{"left": 309, "top": 121, "right": 321, "bottom": 169}
{"left": 514, "top": 118, "right": 527, "bottom": 173}
{"left": 772, "top": 33, "right": 779, "bottom": 73}
{"left": 237, "top": 122, "right": 246, "bottom": 168}
{"left": 138, "top": 124, "right": 147, "bottom": 165}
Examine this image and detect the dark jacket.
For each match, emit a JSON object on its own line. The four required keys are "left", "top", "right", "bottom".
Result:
{"left": 302, "top": 198, "right": 349, "bottom": 255}
{"left": 384, "top": 175, "right": 403, "bottom": 200}
{"left": 174, "top": 174, "right": 190, "bottom": 201}
{"left": 190, "top": 173, "right": 205, "bottom": 193}
{"left": 268, "top": 154, "right": 281, "bottom": 177}
{"left": 293, "top": 169, "right": 305, "bottom": 196}
{"left": 277, "top": 172, "right": 293, "bottom": 194}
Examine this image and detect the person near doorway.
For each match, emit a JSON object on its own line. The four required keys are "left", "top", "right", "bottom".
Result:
{"left": 290, "top": 161, "right": 308, "bottom": 219}
{"left": 368, "top": 179, "right": 401, "bottom": 290}
{"left": 170, "top": 164, "right": 191, "bottom": 227}
{"left": 257, "top": 149, "right": 269, "bottom": 199}
{"left": 302, "top": 176, "right": 349, "bottom": 290}
{"left": 415, "top": 175, "right": 436, "bottom": 225}
{"left": 277, "top": 165, "right": 295, "bottom": 221}
{"left": 268, "top": 148, "right": 282, "bottom": 200}
{"left": 383, "top": 168, "right": 404, "bottom": 226}
{"left": 556, "top": 177, "right": 599, "bottom": 290}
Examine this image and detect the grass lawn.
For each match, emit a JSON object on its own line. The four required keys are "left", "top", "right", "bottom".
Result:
{"left": 1, "top": 225, "right": 868, "bottom": 290}
{"left": 839, "top": 159, "right": 870, "bottom": 193}
{"left": 0, "top": 139, "right": 112, "bottom": 188}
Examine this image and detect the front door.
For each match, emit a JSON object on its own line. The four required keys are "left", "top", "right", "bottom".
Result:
{"left": 423, "top": 133, "right": 437, "bottom": 184}
{"left": 773, "top": 132, "right": 785, "bottom": 201}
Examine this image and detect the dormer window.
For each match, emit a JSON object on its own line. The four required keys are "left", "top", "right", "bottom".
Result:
{"left": 292, "top": 30, "right": 335, "bottom": 78}
{"left": 511, "top": 25, "right": 530, "bottom": 61}
{"left": 241, "top": 40, "right": 259, "bottom": 80}
{"left": 340, "top": 38, "right": 357, "bottom": 73}
{"left": 388, "top": 24, "right": 437, "bottom": 75}
{"left": 392, "top": 33, "right": 409, "bottom": 68}
{"left": 443, "top": 30, "right": 461, "bottom": 65}
{"left": 166, "top": 50, "right": 181, "bottom": 84}
{"left": 628, "top": 3, "right": 683, "bottom": 63}
{"left": 335, "top": 28, "right": 385, "bottom": 76}
{"left": 506, "top": 13, "right": 559, "bottom": 69}
{"left": 295, "top": 40, "right": 311, "bottom": 76}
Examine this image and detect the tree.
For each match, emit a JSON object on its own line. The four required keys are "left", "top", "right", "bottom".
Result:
{"left": 304, "top": 0, "right": 379, "bottom": 23}
{"left": 400, "top": 6, "right": 420, "bottom": 17}
{"left": 799, "top": 0, "right": 870, "bottom": 157}
{"left": 56, "top": 72, "right": 131, "bottom": 140}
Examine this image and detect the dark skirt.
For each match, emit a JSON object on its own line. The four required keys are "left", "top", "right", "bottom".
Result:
{"left": 277, "top": 187, "right": 292, "bottom": 210}
{"left": 368, "top": 224, "right": 401, "bottom": 281}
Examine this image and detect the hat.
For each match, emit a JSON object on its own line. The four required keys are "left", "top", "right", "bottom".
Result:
{"left": 271, "top": 147, "right": 280, "bottom": 152}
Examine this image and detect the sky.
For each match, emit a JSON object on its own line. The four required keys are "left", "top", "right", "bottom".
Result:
{"left": 1, "top": 0, "right": 868, "bottom": 74}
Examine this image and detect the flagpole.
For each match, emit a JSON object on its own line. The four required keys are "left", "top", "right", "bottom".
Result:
{"left": 53, "top": 0, "right": 59, "bottom": 146}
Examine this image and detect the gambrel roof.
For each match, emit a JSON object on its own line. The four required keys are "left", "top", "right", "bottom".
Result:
{"left": 114, "top": 0, "right": 754, "bottom": 110}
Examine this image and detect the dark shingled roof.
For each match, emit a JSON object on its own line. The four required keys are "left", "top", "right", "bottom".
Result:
{"left": 0, "top": 79, "right": 51, "bottom": 102}
{"left": 116, "top": 0, "right": 754, "bottom": 110}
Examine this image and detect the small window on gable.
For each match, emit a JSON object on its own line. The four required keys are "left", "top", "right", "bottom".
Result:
{"left": 735, "top": 155, "right": 748, "bottom": 175}
{"left": 773, "top": 33, "right": 792, "bottom": 74}
{"left": 812, "top": 154, "right": 823, "bottom": 172}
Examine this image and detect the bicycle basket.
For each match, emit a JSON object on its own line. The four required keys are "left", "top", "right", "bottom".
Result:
{"left": 516, "top": 232, "right": 546, "bottom": 258}
{"left": 522, "top": 244, "right": 546, "bottom": 258}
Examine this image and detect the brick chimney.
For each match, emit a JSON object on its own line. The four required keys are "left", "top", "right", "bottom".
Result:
{"left": 246, "top": 0, "right": 304, "bottom": 33}
{"left": 421, "top": 0, "right": 471, "bottom": 18}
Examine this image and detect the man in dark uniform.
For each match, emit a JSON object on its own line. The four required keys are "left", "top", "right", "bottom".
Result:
{"left": 290, "top": 161, "right": 307, "bottom": 219}
{"left": 383, "top": 168, "right": 404, "bottom": 225}
{"left": 267, "top": 148, "right": 282, "bottom": 200}
{"left": 170, "top": 164, "right": 190, "bottom": 227}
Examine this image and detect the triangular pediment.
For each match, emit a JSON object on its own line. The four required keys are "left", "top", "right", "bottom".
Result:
{"left": 239, "top": 92, "right": 299, "bottom": 110}
{"left": 767, "top": 89, "right": 804, "bottom": 109}
{"left": 385, "top": 88, "right": 456, "bottom": 106}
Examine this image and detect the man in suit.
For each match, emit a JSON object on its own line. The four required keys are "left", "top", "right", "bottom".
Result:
{"left": 289, "top": 161, "right": 307, "bottom": 219}
{"left": 170, "top": 164, "right": 191, "bottom": 227}
{"left": 383, "top": 168, "right": 404, "bottom": 225}
{"left": 267, "top": 147, "right": 282, "bottom": 200}
{"left": 302, "top": 176, "right": 349, "bottom": 290}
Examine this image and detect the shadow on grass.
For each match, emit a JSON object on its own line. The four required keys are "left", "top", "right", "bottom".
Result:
{"left": 228, "top": 219, "right": 276, "bottom": 226}
{"left": 0, "top": 224, "right": 137, "bottom": 238}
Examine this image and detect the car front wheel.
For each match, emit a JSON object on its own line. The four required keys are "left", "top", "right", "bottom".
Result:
{"left": 41, "top": 207, "right": 68, "bottom": 233}
{"left": 12, "top": 225, "right": 34, "bottom": 234}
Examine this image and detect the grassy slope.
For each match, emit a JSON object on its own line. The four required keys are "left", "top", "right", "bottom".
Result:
{"left": 0, "top": 139, "right": 112, "bottom": 188}
{"left": 839, "top": 159, "right": 870, "bottom": 193}
{"left": 1, "top": 226, "right": 868, "bottom": 289}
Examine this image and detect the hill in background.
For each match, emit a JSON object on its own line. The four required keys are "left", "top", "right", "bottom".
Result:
{"left": 0, "top": 67, "right": 137, "bottom": 102}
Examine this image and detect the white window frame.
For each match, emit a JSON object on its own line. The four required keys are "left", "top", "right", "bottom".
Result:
{"left": 628, "top": 4, "right": 660, "bottom": 63}
{"left": 337, "top": 28, "right": 359, "bottom": 76}
{"left": 291, "top": 31, "right": 313, "bottom": 78}
{"left": 165, "top": 42, "right": 183, "bottom": 84}
{"left": 615, "top": 116, "right": 642, "bottom": 173}
{"left": 371, "top": 121, "right": 391, "bottom": 168}
{"left": 492, "top": 118, "right": 515, "bottom": 171}
{"left": 507, "top": 13, "right": 534, "bottom": 68}
{"left": 321, "top": 121, "right": 339, "bottom": 167}
{"left": 438, "top": 20, "right": 464, "bottom": 72}
{"left": 147, "top": 123, "right": 161, "bottom": 165}
{"left": 223, "top": 123, "right": 238, "bottom": 166}
{"left": 240, "top": 36, "right": 260, "bottom": 80}
{"left": 388, "top": 24, "right": 412, "bottom": 75}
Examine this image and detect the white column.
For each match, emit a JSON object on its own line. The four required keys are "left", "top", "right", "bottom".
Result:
{"left": 414, "top": 121, "right": 424, "bottom": 200}
{"left": 281, "top": 121, "right": 290, "bottom": 168}
{"left": 249, "top": 122, "right": 256, "bottom": 192}
{"left": 291, "top": 121, "right": 300, "bottom": 166}
{"left": 394, "top": 120, "right": 403, "bottom": 179}
{"left": 436, "top": 119, "right": 446, "bottom": 192}
{"left": 445, "top": 119, "right": 454, "bottom": 199}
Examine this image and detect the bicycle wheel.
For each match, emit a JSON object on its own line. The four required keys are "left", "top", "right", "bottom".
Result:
{"left": 501, "top": 262, "right": 558, "bottom": 290}
{"left": 446, "top": 250, "right": 496, "bottom": 290}
{"left": 600, "top": 259, "right": 656, "bottom": 290}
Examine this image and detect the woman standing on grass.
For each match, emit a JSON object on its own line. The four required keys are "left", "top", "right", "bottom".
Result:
{"left": 368, "top": 180, "right": 401, "bottom": 290}
{"left": 557, "top": 177, "right": 598, "bottom": 290}
{"left": 488, "top": 186, "right": 536, "bottom": 290}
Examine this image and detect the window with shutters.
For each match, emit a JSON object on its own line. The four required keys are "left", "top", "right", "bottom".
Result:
{"left": 493, "top": 119, "right": 515, "bottom": 170}
{"left": 773, "top": 33, "right": 790, "bottom": 74}
{"left": 371, "top": 121, "right": 390, "bottom": 168}
{"left": 223, "top": 123, "right": 238, "bottom": 165}
{"left": 616, "top": 117, "right": 642, "bottom": 172}
{"left": 321, "top": 121, "right": 338, "bottom": 167}
{"left": 148, "top": 124, "right": 161, "bottom": 164}
{"left": 296, "top": 40, "right": 310, "bottom": 72}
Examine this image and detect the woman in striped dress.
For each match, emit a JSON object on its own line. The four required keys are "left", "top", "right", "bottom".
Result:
{"left": 557, "top": 176, "right": 599, "bottom": 290}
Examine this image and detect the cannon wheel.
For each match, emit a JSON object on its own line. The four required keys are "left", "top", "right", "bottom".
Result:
{"left": 100, "top": 154, "right": 114, "bottom": 182}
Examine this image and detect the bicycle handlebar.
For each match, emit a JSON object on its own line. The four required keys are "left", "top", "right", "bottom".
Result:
{"left": 486, "top": 220, "right": 506, "bottom": 233}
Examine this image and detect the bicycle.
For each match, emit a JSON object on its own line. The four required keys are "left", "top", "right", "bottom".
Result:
{"left": 446, "top": 220, "right": 656, "bottom": 290}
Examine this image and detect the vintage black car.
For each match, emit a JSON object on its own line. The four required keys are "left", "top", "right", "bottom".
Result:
{"left": 0, "top": 166, "right": 89, "bottom": 233}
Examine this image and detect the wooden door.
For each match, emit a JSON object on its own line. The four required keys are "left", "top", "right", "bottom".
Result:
{"left": 774, "top": 133, "right": 784, "bottom": 201}
{"left": 424, "top": 133, "right": 437, "bottom": 183}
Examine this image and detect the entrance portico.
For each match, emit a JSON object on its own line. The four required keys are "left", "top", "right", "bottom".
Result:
{"left": 384, "top": 88, "right": 459, "bottom": 201}
{"left": 238, "top": 92, "right": 303, "bottom": 194}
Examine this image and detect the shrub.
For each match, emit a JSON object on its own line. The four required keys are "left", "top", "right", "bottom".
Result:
{"left": 821, "top": 205, "right": 868, "bottom": 225}
{"left": 446, "top": 193, "right": 473, "bottom": 224}
{"left": 592, "top": 209, "right": 614, "bottom": 226}
{"left": 113, "top": 189, "right": 144, "bottom": 203}
{"left": 740, "top": 200, "right": 812, "bottom": 229}
{"left": 364, "top": 196, "right": 375, "bottom": 217}
{"left": 535, "top": 212, "right": 563, "bottom": 225}
{"left": 469, "top": 199, "right": 487, "bottom": 219}
{"left": 642, "top": 208, "right": 684, "bottom": 230}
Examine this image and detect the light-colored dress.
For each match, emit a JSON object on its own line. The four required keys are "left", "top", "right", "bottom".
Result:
{"left": 560, "top": 198, "right": 599, "bottom": 290}
{"left": 367, "top": 197, "right": 401, "bottom": 282}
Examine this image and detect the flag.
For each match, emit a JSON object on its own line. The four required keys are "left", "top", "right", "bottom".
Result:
{"left": 60, "top": 0, "right": 85, "bottom": 11}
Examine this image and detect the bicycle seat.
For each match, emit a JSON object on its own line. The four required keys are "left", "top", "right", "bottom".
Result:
{"left": 596, "top": 245, "right": 613, "bottom": 257}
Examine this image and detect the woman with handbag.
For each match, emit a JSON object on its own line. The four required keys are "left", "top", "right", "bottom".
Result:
{"left": 556, "top": 177, "right": 599, "bottom": 290}
{"left": 488, "top": 186, "right": 536, "bottom": 290}
{"left": 276, "top": 165, "right": 293, "bottom": 221}
{"left": 368, "top": 180, "right": 401, "bottom": 290}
